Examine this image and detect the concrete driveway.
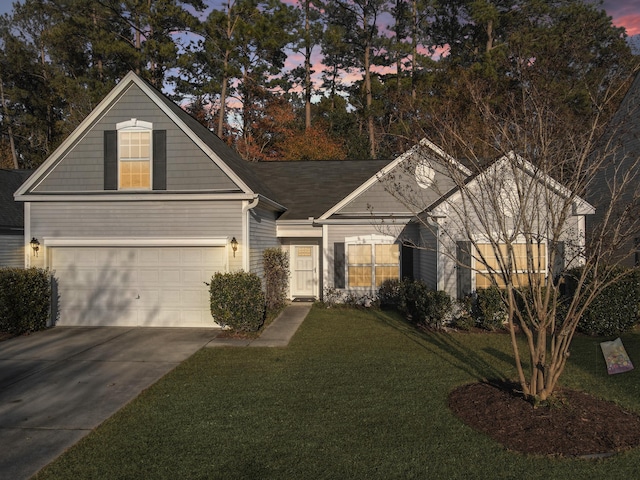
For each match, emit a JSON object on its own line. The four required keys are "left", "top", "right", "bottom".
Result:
{"left": 0, "top": 327, "right": 219, "bottom": 480}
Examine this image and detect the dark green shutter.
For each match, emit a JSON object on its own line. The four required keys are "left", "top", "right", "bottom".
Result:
{"left": 334, "top": 242, "right": 345, "bottom": 289}
{"left": 153, "top": 130, "right": 167, "bottom": 190}
{"left": 104, "top": 130, "right": 117, "bottom": 190}
{"left": 456, "top": 241, "right": 472, "bottom": 299}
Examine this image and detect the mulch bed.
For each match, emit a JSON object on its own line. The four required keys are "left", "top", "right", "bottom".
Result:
{"left": 449, "top": 381, "right": 640, "bottom": 457}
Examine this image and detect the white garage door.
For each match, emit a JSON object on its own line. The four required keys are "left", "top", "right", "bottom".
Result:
{"left": 51, "top": 246, "right": 226, "bottom": 327}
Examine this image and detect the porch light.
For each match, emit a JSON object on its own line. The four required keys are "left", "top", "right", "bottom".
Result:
{"left": 230, "top": 237, "right": 238, "bottom": 257}
{"left": 30, "top": 237, "right": 40, "bottom": 257}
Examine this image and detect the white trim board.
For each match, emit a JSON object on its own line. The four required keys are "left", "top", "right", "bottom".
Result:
{"left": 43, "top": 237, "right": 229, "bottom": 247}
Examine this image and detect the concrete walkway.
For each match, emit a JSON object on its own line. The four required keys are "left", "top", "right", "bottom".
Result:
{"left": 0, "top": 303, "right": 311, "bottom": 479}
{"left": 206, "top": 302, "right": 312, "bottom": 348}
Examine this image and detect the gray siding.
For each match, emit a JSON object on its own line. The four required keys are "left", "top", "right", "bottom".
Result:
{"left": 337, "top": 160, "right": 458, "bottom": 216}
{"left": 338, "top": 181, "right": 414, "bottom": 215}
{"left": 33, "top": 84, "right": 238, "bottom": 193}
{"left": 439, "top": 236, "right": 459, "bottom": 297}
{"left": 249, "top": 206, "right": 278, "bottom": 280}
{"left": 29, "top": 200, "right": 244, "bottom": 271}
{"left": 0, "top": 235, "right": 24, "bottom": 267}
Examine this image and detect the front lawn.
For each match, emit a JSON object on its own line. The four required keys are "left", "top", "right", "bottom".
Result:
{"left": 36, "top": 307, "right": 640, "bottom": 479}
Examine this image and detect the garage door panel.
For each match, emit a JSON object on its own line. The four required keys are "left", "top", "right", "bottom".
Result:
{"left": 160, "top": 268, "right": 181, "bottom": 285}
{"left": 52, "top": 246, "right": 224, "bottom": 327}
{"left": 52, "top": 267, "right": 93, "bottom": 284}
{"left": 74, "top": 249, "right": 98, "bottom": 266}
{"left": 94, "top": 248, "right": 121, "bottom": 266}
{"left": 181, "top": 289, "right": 204, "bottom": 306}
{"left": 160, "top": 289, "right": 182, "bottom": 307}
{"left": 138, "top": 268, "right": 160, "bottom": 284}
{"left": 182, "top": 268, "right": 206, "bottom": 285}
{"left": 136, "top": 288, "right": 159, "bottom": 307}
{"left": 139, "top": 248, "right": 160, "bottom": 265}
{"left": 160, "top": 248, "right": 181, "bottom": 265}
{"left": 182, "top": 248, "right": 205, "bottom": 265}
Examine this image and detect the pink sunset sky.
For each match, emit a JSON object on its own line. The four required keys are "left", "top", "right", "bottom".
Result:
{"left": 604, "top": 0, "right": 640, "bottom": 36}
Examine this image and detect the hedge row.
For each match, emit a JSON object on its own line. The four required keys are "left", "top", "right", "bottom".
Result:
{"left": 379, "top": 279, "right": 452, "bottom": 328}
{"left": 564, "top": 267, "right": 640, "bottom": 337}
{"left": 0, "top": 268, "right": 52, "bottom": 335}
{"left": 378, "top": 270, "right": 640, "bottom": 336}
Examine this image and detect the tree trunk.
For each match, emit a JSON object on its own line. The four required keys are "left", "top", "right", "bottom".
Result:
{"left": 486, "top": 19, "right": 494, "bottom": 53}
{"left": 304, "top": 0, "right": 312, "bottom": 130}
{"left": 411, "top": 0, "right": 417, "bottom": 102}
{"left": 92, "top": 9, "right": 104, "bottom": 81}
{"left": 364, "top": 40, "right": 375, "bottom": 158}
{"left": 217, "top": 50, "right": 230, "bottom": 138}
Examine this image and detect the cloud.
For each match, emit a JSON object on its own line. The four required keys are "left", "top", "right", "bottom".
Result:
{"left": 603, "top": 0, "right": 640, "bottom": 35}
{"left": 617, "top": 14, "right": 640, "bottom": 36}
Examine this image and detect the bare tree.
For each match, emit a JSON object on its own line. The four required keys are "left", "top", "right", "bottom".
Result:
{"left": 376, "top": 65, "right": 640, "bottom": 402}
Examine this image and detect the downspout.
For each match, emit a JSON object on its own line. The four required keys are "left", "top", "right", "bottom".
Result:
{"left": 322, "top": 223, "right": 328, "bottom": 301}
{"left": 242, "top": 195, "right": 260, "bottom": 271}
{"left": 24, "top": 202, "right": 31, "bottom": 268}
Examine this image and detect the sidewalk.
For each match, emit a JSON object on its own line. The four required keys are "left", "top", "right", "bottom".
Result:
{"left": 206, "top": 302, "right": 312, "bottom": 348}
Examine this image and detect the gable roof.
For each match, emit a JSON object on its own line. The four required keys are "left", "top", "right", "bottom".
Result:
{"left": 318, "top": 139, "right": 472, "bottom": 220}
{"left": 427, "top": 153, "right": 595, "bottom": 216}
{"left": 15, "top": 71, "right": 277, "bottom": 200}
{"left": 250, "top": 159, "right": 391, "bottom": 220}
{"left": 0, "top": 169, "right": 33, "bottom": 232}
{"left": 147, "top": 80, "right": 278, "bottom": 199}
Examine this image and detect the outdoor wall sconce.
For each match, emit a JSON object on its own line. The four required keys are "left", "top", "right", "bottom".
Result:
{"left": 230, "top": 237, "right": 238, "bottom": 257}
{"left": 30, "top": 237, "right": 40, "bottom": 257}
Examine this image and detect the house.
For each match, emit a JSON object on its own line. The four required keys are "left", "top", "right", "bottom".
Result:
{"left": 13, "top": 71, "right": 593, "bottom": 327}
{"left": 585, "top": 72, "right": 640, "bottom": 267}
{"left": 0, "top": 169, "right": 33, "bottom": 267}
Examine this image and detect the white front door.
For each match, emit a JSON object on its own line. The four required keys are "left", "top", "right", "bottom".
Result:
{"left": 291, "top": 245, "right": 318, "bottom": 298}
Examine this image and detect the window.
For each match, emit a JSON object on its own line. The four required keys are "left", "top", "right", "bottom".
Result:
{"left": 347, "top": 239, "right": 400, "bottom": 288}
{"left": 475, "top": 242, "right": 547, "bottom": 289}
{"left": 117, "top": 119, "right": 152, "bottom": 190}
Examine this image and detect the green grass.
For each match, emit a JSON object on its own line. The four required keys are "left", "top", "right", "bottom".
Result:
{"left": 36, "top": 308, "right": 640, "bottom": 479}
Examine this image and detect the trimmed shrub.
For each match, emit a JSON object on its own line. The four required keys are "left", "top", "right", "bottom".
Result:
{"left": 427, "top": 290, "right": 453, "bottom": 328}
{"left": 209, "top": 271, "right": 265, "bottom": 332}
{"left": 399, "top": 279, "right": 431, "bottom": 324}
{"left": 472, "top": 286, "right": 507, "bottom": 331}
{"left": 316, "top": 287, "right": 344, "bottom": 308}
{"left": 449, "top": 298, "right": 476, "bottom": 330}
{"left": 0, "top": 268, "right": 52, "bottom": 335}
{"left": 565, "top": 267, "right": 640, "bottom": 337}
{"left": 378, "top": 278, "right": 402, "bottom": 309}
{"left": 386, "top": 278, "right": 452, "bottom": 328}
{"left": 263, "top": 248, "right": 289, "bottom": 312}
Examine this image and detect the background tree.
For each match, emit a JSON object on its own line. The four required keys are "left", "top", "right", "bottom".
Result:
{"left": 321, "top": 0, "right": 390, "bottom": 159}
{"left": 1, "top": 0, "right": 638, "bottom": 166}
{"left": 287, "top": 0, "right": 324, "bottom": 131}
